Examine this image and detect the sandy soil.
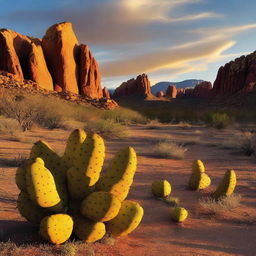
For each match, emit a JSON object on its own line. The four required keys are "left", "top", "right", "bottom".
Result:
{"left": 0, "top": 125, "right": 256, "bottom": 256}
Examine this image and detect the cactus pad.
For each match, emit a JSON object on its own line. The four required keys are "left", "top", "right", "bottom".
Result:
{"left": 107, "top": 200, "right": 144, "bottom": 237}
{"left": 80, "top": 191, "right": 121, "bottom": 222}
{"left": 96, "top": 147, "right": 137, "bottom": 201}
{"left": 39, "top": 214, "right": 73, "bottom": 244}
{"left": 73, "top": 216, "right": 106, "bottom": 243}
{"left": 26, "top": 158, "right": 62, "bottom": 210}
{"left": 170, "top": 207, "right": 188, "bottom": 223}
{"left": 151, "top": 180, "right": 171, "bottom": 197}
{"left": 213, "top": 169, "right": 236, "bottom": 199}
{"left": 17, "top": 191, "right": 49, "bottom": 224}
{"left": 192, "top": 160, "right": 205, "bottom": 173}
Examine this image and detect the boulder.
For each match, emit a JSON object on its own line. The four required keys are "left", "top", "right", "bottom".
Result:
{"left": 113, "top": 74, "right": 152, "bottom": 98}
{"left": 78, "top": 44, "right": 103, "bottom": 98}
{"left": 156, "top": 90, "right": 164, "bottom": 97}
{"left": 42, "top": 22, "right": 79, "bottom": 94}
{"left": 102, "top": 87, "right": 110, "bottom": 99}
{"left": 165, "top": 85, "right": 177, "bottom": 98}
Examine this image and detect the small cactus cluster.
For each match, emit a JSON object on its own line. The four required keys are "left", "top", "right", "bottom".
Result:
{"left": 151, "top": 179, "right": 188, "bottom": 223}
{"left": 16, "top": 129, "right": 144, "bottom": 244}
{"left": 188, "top": 160, "right": 237, "bottom": 199}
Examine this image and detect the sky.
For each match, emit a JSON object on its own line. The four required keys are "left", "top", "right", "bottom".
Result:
{"left": 1, "top": 0, "right": 256, "bottom": 89}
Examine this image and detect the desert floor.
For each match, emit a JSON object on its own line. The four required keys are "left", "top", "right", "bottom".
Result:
{"left": 0, "top": 124, "right": 256, "bottom": 256}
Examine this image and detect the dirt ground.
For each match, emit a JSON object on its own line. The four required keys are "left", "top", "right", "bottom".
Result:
{"left": 0, "top": 124, "right": 256, "bottom": 256}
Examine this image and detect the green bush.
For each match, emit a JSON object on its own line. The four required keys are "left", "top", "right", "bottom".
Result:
{"left": 204, "top": 112, "right": 231, "bottom": 129}
{"left": 85, "top": 119, "right": 130, "bottom": 138}
{"left": 102, "top": 107, "right": 147, "bottom": 124}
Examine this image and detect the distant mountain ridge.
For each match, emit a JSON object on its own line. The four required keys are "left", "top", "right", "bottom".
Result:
{"left": 151, "top": 79, "right": 204, "bottom": 94}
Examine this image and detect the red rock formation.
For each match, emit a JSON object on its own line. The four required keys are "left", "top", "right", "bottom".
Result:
{"left": 156, "top": 90, "right": 164, "bottom": 97}
{"left": 176, "top": 88, "right": 185, "bottom": 97}
{"left": 113, "top": 74, "right": 152, "bottom": 98}
{"left": 28, "top": 39, "right": 54, "bottom": 90}
{"left": 192, "top": 81, "right": 212, "bottom": 97}
{"left": 166, "top": 85, "right": 177, "bottom": 98}
{"left": 78, "top": 44, "right": 103, "bottom": 98}
{"left": 42, "top": 22, "right": 79, "bottom": 94}
{"left": 213, "top": 52, "right": 256, "bottom": 95}
{"left": 102, "top": 87, "right": 110, "bottom": 99}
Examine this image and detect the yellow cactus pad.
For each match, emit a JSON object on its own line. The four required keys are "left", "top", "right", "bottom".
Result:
{"left": 39, "top": 214, "right": 73, "bottom": 244}
{"left": 26, "top": 158, "right": 61, "bottom": 210}
{"left": 62, "top": 129, "right": 87, "bottom": 169}
{"left": 80, "top": 191, "right": 121, "bottom": 222}
{"left": 96, "top": 147, "right": 137, "bottom": 201}
{"left": 17, "top": 191, "right": 49, "bottom": 224}
{"left": 151, "top": 180, "right": 171, "bottom": 197}
{"left": 170, "top": 207, "right": 188, "bottom": 223}
{"left": 192, "top": 160, "right": 205, "bottom": 173}
{"left": 189, "top": 172, "right": 211, "bottom": 190}
{"left": 66, "top": 133, "right": 105, "bottom": 199}
{"left": 213, "top": 169, "right": 236, "bottom": 199}
{"left": 73, "top": 216, "right": 106, "bottom": 243}
{"left": 107, "top": 200, "right": 144, "bottom": 237}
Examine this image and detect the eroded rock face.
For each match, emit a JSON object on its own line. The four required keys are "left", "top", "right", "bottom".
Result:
{"left": 79, "top": 44, "right": 102, "bottom": 99}
{"left": 192, "top": 81, "right": 212, "bottom": 97}
{"left": 166, "top": 85, "right": 177, "bottom": 98}
{"left": 102, "top": 87, "right": 110, "bottom": 99}
{"left": 28, "top": 39, "right": 54, "bottom": 90}
{"left": 42, "top": 22, "right": 79, "bottom": 94}
{"left": 113, "top": 74, "right": 152, "bottom": 98}
{"left": 213, "top": 52, "right": 256, "bottom": 95}
{"left": 156, "top": 90, "right": 164, "bottom": 97}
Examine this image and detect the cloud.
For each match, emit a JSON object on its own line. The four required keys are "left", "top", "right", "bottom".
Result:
{"left": 100, "top": 38, "right": 235, "bottom": 77}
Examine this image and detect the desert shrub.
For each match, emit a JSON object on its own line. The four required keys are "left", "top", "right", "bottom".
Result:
{"left": 0, "top": 118, "right": 21, "bottom": 134}
{"left": 153, "top": 141, "right": 187, "bottom": 159}
{"left": 102, "top": 107, "right": 147, "bottom": 124}
{"left": 178, "top": 121, "right": 191, "bottom": 129}
{"left": 199, "top": 194, "right": 241, "bottom": 214}
{"left": 62, "top": 120, "right": 85, "bottom": 131}
{"left": 146, "top": 119, "right": 162, "bottom": 129}
{"left": 204, "top": 112, "right": 231, "bottom": 129}
{"left": 60, "top": 243, "right": 77, "bottom": 256}
{"left": 238, "top": 132, "right": 256, "bottom": 156}
{"left": 0, "top": 95, "right": 37, "bottom": 131}
{"left": 86, "top": 119, "right": 130, "bottom": 139}
{"left": 0, "top": 155, "right": 27, "bottom": 167}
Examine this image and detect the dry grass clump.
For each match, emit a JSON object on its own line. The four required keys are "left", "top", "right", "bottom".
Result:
{"left": 237, "top": 132, "right": 256, "bottom": 156}
{"left": 86, "top": 119, "right": 130, "bottom": 139}
{"left": 178, "top": 121, "right": 191, "bottom": 129}
{"left": 153, "top": 141, "right": 187, "bottom": 159}
{"left": 0, "top": 241, "right": 22, "bottom": 256}
{"left": 102, "top": 107, "right": 147, "bottom": 124}
{"left": 60, "top": 243, "right": 77, "bottom": 256}
{"left": 146, "top": 119, "right": 162, "bottom": 129}
{"left": 199, "top": 194, "right": 241, "bottom": 215}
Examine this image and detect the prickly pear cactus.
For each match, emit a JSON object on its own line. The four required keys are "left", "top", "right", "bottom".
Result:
{"left": 107, "top": 200, "right": 144, "bottom": 237}
{"left": 151, "top": 180, "right": 171, "bottom": 197}
{"left": 39, "top": 214, "right": 73, "bottom": 245}
{"left": 80, "top": 191, "right": 121, "bottom": 222}
{"left": 213, "top": 169, "right": 236, "bottom": 199}
{"left": 170, "top": 207, "right": 188, "bottom": 223}
{"left": 189, "top": 160, "right": 211, "bottom": 190}
{"left": 16, "top": 129, "right": 143, "bottom": 244}
{"left": 73, "top": 216, "right": 106, "bottom": 243}
{"left": 96, "top": 147, "right": 137, "bottom": 201}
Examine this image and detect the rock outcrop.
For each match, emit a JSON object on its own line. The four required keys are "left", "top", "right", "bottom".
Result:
{"left": 42, "top": 22, "right": 79, "bottom": 94}
{"left": 156, "top": 90, "right": 164, "bottom": 97}
{"left": 166, "top": 85, "right": 177, "bottom": 98}
{"left": 113, "top": 74, "right": 152, "bottom": 98}
{"left": 0, "top": 22, "right": 103, "bottom": 98}
{"left": 192, "top": 81, "right": 212, "bottom": 97}
{"left": 213, "top": 51, "right": 256, "bottom": 95}
{"left": 102, "top": 87, "right": 110, "bottom": 99}
{"left": 78, "top": 44, "right": 102, "bottom": 98}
